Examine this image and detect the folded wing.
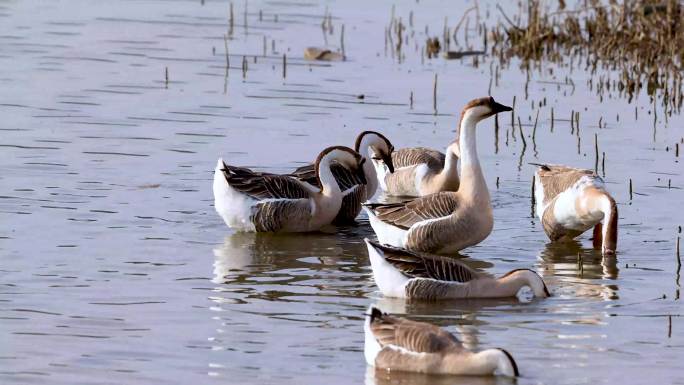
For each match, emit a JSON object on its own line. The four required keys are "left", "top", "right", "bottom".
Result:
{"left": 365, "top": 192, "right": 460, "bottom": 230}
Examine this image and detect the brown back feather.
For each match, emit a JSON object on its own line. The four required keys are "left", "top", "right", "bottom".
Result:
{"left": 370, "top": 309, "right": 461, "bottom": 353}
{"left": 536, "top": 164, "right": 597, "bottom": 204}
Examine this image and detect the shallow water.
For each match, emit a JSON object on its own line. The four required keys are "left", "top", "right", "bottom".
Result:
{"left": 1, "top": 1, "right": 683, "bottom": 384}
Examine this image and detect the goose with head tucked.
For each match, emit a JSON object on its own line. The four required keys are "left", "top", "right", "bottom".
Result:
{"left": 365, "top": 239, "right": 550, "bottom": 300}
{"left": 213, "top": 146, "right": 365, "bottom": 232}
{"left": 377, "top": 140, "right": 460, "bottom": 197}
{"left": 291, "top": 131, "right": 395, "bottom": 224}
{"left": 532, "top": 163, "right": 618, "bottom": 255}
{"left": 364, "top": 306, "right": 519, "bottom": 377}
{"left": 364, "top": 97, "right": 512, "bottom": 254}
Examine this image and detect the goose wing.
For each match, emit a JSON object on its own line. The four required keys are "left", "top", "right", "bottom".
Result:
{"left": 369, "top": 307, "right": 461, "bottom": 353}
{"left": 532, "top": 163, "right": 598, "bottom": 203}
{"left": 366, "top": 240, "right": 479, "bottom": 282}
{"left": 392, "top": 147, "right": 445, "bottom": 169}
{"left": 365, "top": 192, "right": 460, "bottom": 230}
{"left": 221, "top": 162, "right": 313, "bottom": 200}
{"left": 291, "top": 163, "right": 363, "bottom": 191}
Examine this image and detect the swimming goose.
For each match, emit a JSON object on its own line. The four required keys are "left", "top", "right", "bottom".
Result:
{"left": 365, "top": 239, "right": 550, "bottom": 299}
{"left": 364, "top": 306, "right": 519, "bottom": 377}
{"left": 213, "top": 146, "right": 365, "bottom": 232}
{"left": 291, "top": 131, "right": 395, "bottom": 224}
{"left": 364, "top": 97, "right": 512, "bottom": 253}
{"left": 376, "top": 141, "right": 460, "bottom": 197}
{"left": 532, "top": 164, "right": 618, "bottom": 255}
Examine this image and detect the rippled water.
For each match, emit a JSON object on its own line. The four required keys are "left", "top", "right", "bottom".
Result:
{"left": 1, "top": 1, "right": 683, "bottom": 384}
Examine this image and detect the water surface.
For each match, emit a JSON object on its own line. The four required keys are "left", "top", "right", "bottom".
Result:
{"left": 1, "top": 1, "right": 683, "bottom": 384}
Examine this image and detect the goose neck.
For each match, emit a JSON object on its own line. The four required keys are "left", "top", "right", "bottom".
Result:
{"left": 316, "top": 155, "right": 343, "bottom": 198}
{"left": 458, "top": 111, "right": 487, "bottom": 200}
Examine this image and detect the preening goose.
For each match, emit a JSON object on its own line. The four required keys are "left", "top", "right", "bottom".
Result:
{"left": 532, "top": 164, "right": 618, "bottom": 255}
{"left": 365, "top": 239, "right": 550, "bottom": 300}
{"left": 292, "top": 131, "right": 395, "bottom": 224}
{"left": 364, "top": 97, "right": 512, "bottom": 254}
{"left": 377, "top": 141, "right": 460, "bottom": 197}
{"left": 213, "top": 146, "right": 365, "bottom": 233}
{"left": 364, "top": 306, "right": 519, "bottom": 377}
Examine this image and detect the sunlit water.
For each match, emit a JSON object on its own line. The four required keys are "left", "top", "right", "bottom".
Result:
{"left": 1, "top": 1, "right": 683, "bottom": 384}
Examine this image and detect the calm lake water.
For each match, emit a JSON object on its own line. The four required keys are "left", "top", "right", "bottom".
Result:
{"left": 1, "top": 1, "right": 683, "bottom": 384}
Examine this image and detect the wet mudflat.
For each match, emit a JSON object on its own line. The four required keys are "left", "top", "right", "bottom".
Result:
{"left": 1, "top": 1, "right": 683, "bottom": 384}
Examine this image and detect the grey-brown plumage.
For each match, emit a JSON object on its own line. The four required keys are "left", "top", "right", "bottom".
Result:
{"left": 370, "top": 240, "right": 477, "bottom": 283}
{"left": 214, "top": 146, "right": 365, "bottom": 233}
{"left": 365, "top": 193, "right": 461, "bottom": 230}
{"left": 365, "top": 239, "right": 550, "bottom": 300}
{"left": 534, "top": 163, "right": 595, "bottom": 206}
{"left": 251, "top": 199, "right": 313, "bottom": 232}
{"left": 370, "top": 308, "right": 462, "bottom": 354}
{"left": 365, "top": 192, "right": 490, "bottom": 253}
{"left": 381, "top": 143, "right": 460, "bottom": 197}
{"left": 221, "top": 163, "right": 311, "bottom": 200}
{"left": 366, "top": 97, "right": 512, "bottom": 252}
{"left": 391, "top": 147, "right": 446, "bottom": 169}
{"left": 532, "top": 163, "right": 618, "bottom": 254}
{"left": 365, "top": 307, "right": 520, "bottom": 377}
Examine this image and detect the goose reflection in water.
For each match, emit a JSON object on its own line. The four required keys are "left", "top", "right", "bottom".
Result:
{"left": 538, "top": 240, "right": 619, "bottom": 301}
{"left": 212, "top": 231, "right": 373, "bottom": 302}
{"left": 365, "top": 365, "right": 517, "bottom": 385}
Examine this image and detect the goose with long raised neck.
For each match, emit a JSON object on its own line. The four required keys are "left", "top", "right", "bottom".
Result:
{"left": 291, "top": 131, "right": 395, "bottom": 224}
{"left": 213, "top": 146, "right": 366, "bottom": 232}
{"left": 364, "top": 239, "right": 550, "bottom": 300}
{"left": 364, "top": 305, "right": 520, "bottom": 377}
{"left": 376, "top": 140, "right": 460, "bottom": 197}
{"left": 363, "top": 96, "right": 512, "bottom": 254}
{"left": 532, "top": 163, "right": 618, "bottom": 255}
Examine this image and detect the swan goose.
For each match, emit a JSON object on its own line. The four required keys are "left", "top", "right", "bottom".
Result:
{"left": 364, "top": 97, "right": 512, "bottom": 254}
{"left": 365, "top": 239, "right": 550, "bottom": 300}
{"left": 364, "top": 306, "right": 519, "bottom": 377}
{"left": 291, "top": 131, "right": 395, "bottom": 224}
{"left": 376, "top": 141, "right": 460, "bottom": 197}
{"left": 532, "top": 163, "right": 618, "bottom": 255}
{"left": 213, "top": 146, "right": 365, "bottom": 232}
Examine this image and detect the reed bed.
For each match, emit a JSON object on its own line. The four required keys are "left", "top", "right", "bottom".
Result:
{"left": 490, "top": 0, "right": 684, "bottom": 114}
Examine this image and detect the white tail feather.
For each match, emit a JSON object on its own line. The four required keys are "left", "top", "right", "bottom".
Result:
{"left": 364, "top": 239, "right": 409, "bottom": 298}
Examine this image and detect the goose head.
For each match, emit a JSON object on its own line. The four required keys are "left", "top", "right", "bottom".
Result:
{"left": 315, "top": 146, "right": 367, "bottom": 185}
{"left": 356, "top": 131, "right": 395, "bottom": 173}
{"left": 462, "top": 96, "right": 513, "bottom": 123}
{"left": 500, "top": 268, "right": 551, "bottom": 298}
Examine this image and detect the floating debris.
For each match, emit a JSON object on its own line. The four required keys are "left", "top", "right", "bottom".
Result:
{"left": 443, "top": 50, "right": 485, "bottom": 59}
{"left": 303, "top": 47, "right": 344, "bottom": 61}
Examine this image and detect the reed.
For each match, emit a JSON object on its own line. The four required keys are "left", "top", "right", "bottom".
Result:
{"left": 282, "top": 54, "right": 286, "bottom": 79}
{"left": 433, "top": 73, "right": 438, "bottom": 114}
{"left": 594, "top": 133, "right": 599, "bottom": 173}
